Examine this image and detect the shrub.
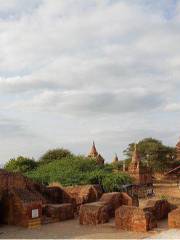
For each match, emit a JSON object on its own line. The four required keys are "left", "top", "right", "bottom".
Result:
{"left": 39, "top": 148, "right": 73, "bottom": 165}
{"left": 101, "top": 173, "right": 132, "bottom": 192}
{"left": 26, "top": 155, "right": 132, "bottom": 189}
{"left": 4, "top": 156, "right": 37, "bottom": 173}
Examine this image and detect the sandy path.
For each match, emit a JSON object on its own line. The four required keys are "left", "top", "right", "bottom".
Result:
{"left": 0, "top": 219, "right": 152, "bottom": 239}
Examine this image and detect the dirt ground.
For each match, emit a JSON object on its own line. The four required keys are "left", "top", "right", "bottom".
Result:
{"left": 0, "top": 218, "right": 168, "bottom": 239}
{"left": 0, "top": 181, "right": 179, "bottom": 239}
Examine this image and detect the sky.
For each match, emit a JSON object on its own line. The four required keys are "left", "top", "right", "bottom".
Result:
{"left": 0, "top": 0, "right": 180, "bottom": 165}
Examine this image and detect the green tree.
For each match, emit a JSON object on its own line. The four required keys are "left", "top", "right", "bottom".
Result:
{"left": 123, "top": 138, "right": 176, "bottom": 173}
{"left": 4, "top": 156, "right": 37, "bottom": 173}
{"left": 39, "top": 148, "right": 73, "bottom": 165}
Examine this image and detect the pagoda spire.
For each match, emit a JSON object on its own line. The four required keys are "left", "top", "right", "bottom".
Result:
{"left": 112, "top": 153, "right": 118, "bottom": 163}
{"left": 132, "top": 143, "right": 140, "bottom": 164}
{"left": 88, "top": 141, "right": 98, "bottom": 158}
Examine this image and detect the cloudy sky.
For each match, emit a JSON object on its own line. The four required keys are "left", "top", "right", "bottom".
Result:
{"left": 0, "top": 0, "right": 180, "bottom": 164}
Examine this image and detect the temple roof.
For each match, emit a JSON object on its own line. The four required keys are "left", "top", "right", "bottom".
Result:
{"left": 96, "top": 154, "right": 105, "bottom": 165}
{"left": 88, "top": 141, "right": 98, "bottom": 158}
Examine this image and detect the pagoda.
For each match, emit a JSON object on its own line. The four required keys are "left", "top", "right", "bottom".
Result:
{"left": 87, "top": 142, "right": 104, "bottom": 165}
{"left": 128, "top": 144, "right": 152, "bottom": 185}
{"left": 112, "top": 154, "right": 119, "bottom": 163}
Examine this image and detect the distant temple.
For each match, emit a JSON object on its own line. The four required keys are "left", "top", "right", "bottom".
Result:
{"left": 112, "top": 154, "right": 119, "bottom": 163}
{"left": 88, "top": 142, "right": 105, "bottom": 165}
{"left": 128, "top": 144, "right": 152, "bottom": 185}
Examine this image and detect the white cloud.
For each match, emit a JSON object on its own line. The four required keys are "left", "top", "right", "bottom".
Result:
{"left": 165, "top": 103, "right": 180, "bottom": 112}
{"left": 0, "top": 0, "right": 180, "bottom": 163}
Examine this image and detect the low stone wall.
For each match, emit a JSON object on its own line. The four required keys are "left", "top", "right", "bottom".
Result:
{"left": 115, "top": 205, "right": 157, "bottom": 232}
{"left": 143, "top": 199, "right": 171, "bottom": 220}
{"left": 79, "top": 202, "right": 109, "bottom": 225}
{"left": 168, "top": 208, "right": 180, "bottom": 229}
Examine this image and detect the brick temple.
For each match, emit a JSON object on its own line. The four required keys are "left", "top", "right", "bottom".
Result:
{"left": 87, "top": 141, "right": 105, "bottom": 165}
{"left": 128, "top": 144, "right": 152, "bottom": 185}
{"left": 0, "top": 169, "right": 74, "bottom": 228}
{"left": 126, "top": 144, "right": 153, "bottom": 198}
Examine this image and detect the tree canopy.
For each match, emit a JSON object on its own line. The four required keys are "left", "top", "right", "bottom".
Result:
{"left": 4, "top": 156, "right": 37, "bottom": 173}
{"left": 26, "top": 155, "right": 132, "bottom": 191}
{"left": 39, "top": 148, "right": 73, "bottom": 165}
{"left": 123, "top": 138, "right": 178, "bottom": 173}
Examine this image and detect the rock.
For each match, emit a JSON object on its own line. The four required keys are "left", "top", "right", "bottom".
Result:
{"left": 143, "top": 199, "right": 171, "bottom": 220}
{"left": 79, "top": 202, "right": 109, "bottom": 225}
{"left": 43, "top": 203, "right": 74, "bottom": 222}
{"left": 115, "top": 205, "right": 157, "bottom": 232}
{"left": 168, "top": 208, "right": 180, "bottom": 228}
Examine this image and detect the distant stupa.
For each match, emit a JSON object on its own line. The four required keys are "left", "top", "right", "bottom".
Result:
{"left": 112, "top": 153, "right": 119, "bottom": 163}
{"left": 87, "top": 141, "right": 104, "bottom": 165}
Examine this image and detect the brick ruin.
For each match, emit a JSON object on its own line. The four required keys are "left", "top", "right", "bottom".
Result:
{"left": 115, "top": 199, "right": 174, "bottom": 232}
{"left": 127, "top": 144, "right": 153, "bottom": 198}
{"left": 63, "top": 184, "right": 103, "bottom": 213}
{"left": 87, "top": 141, "right": 105, "bottom": 165}
{"left": 79, "top": 192, "right": 139, "bottom": 225}
{"left": 0, "top": 169, "right": 74, "bottom": 228}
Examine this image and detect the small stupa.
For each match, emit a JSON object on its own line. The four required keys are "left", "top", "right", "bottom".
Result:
{"left": 87, "top": 141, "right": 104, "bottom": 165}
{"left": 88, "top": 141, "right": 98, "bottom": 158}
{"left": 128, "top": 143, "right": 152, "bottom": 185}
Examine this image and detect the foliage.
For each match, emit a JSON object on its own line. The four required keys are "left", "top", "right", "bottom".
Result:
{"left": 26, "top": 155, "right": 132, "bottom": 190}
{"left": 101, "top": 172, "right": 132, "bottom": 192}
{"left": 123, "top": 138, "right": 177, "bottom": 173}
{"left": 39, "top": 148, "right": 73, "bottom": 165}
{"left": 4, "top": 156, "right": 37, "bottom": 173}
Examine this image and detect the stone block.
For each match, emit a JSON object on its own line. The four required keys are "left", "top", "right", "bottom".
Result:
{"left": 43, "top": 203, "right": 74, "bottom": 222}
{"left": 99, "top": 192, "right": 122, "bottom": 217}
{"left": 79, "top": 202, "right": 109, "bottom": 225}
{"left": 115, "top": 205, "right": 157, "bottom": 232}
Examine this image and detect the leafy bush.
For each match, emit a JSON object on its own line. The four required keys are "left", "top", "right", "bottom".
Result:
{"left": 4, "top": 156, "right": 37, "bottom": 173}
{"left": 39, "top": 148, "right": 73, "bottom": 165}
{"left": 101, "top": 173, "right": 132, "bottom": 192}
{"left": 26, "top": 155, "right": 132, "bottom": 189}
